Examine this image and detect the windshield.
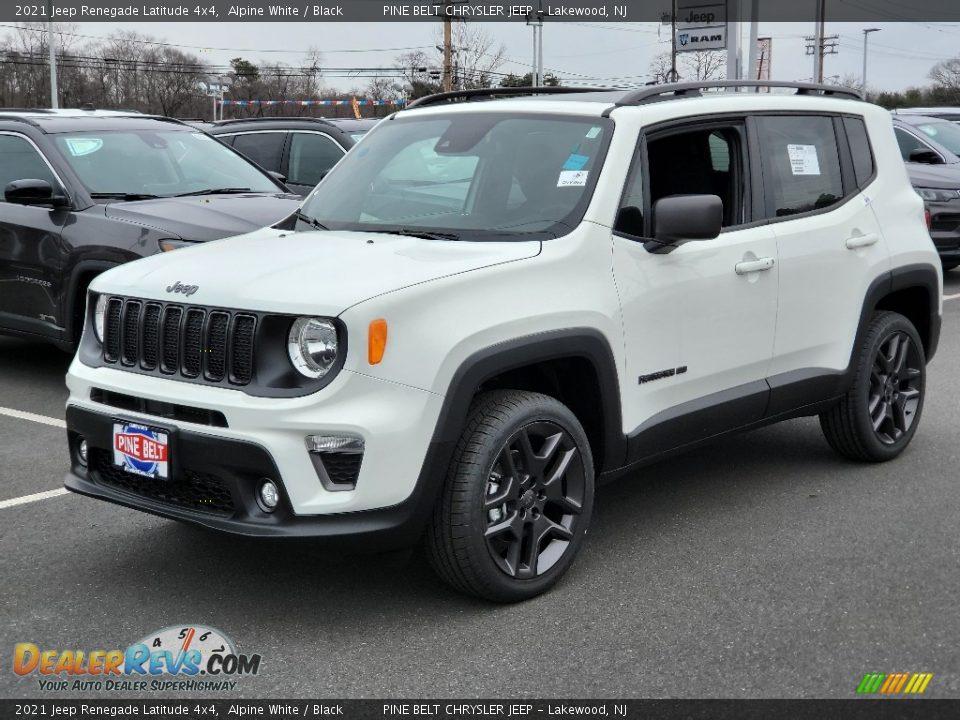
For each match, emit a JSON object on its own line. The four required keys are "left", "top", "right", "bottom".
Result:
{"left": 914, "top": 121, "right": 960, "bottom": 156}
{"left": 298, "top": 113, "right": 612, "bottom": 241}
{"left": 53, "top": 130, "right": 282, "bottom": 197}
{"left": 349, "top": 131, "right": 369, "bottom": 142}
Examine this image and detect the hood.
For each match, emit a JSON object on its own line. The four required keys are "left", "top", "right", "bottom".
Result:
{"left": 906, "top": 161, "right": 960, "bottom": 189}
{"left": 92, "top": 228, "right": 542, "bottom": 316}
{"left": 103, "top": 193, "right": 301, "bottom": 242}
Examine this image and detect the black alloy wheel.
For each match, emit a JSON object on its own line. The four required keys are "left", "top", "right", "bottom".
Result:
{"left": 483, "top": 421, "right": 587, "bottom": 579}
{"left": 868, "top": 330, "right": 923, "bottom": 445}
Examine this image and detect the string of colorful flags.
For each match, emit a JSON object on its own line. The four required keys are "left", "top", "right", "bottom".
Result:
{"left": 220, "top": 99, "right": 406, "bottom": 107}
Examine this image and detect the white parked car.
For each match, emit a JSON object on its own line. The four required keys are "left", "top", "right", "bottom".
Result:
{"left": 64, "top": 82, "right": 942, "bottom": 602}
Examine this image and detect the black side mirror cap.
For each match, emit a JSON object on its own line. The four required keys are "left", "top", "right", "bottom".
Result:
{"left": 651, "top": 194, "right": 723, "bottom": 249}
{"left": 4, "top": 179, "right": 68, "bottom": 207}
{"left": 909, "top": 148, "right": 943, "bottom": 165}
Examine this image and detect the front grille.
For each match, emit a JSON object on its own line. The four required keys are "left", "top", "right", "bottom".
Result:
{"left": 90, "top": 448, "right": 235, "bottom": 515}
{"left": 102, "top": 297, "right": 256, "bottom": 387}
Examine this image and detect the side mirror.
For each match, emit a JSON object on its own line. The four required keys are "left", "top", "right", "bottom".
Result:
{"left": 4, "top": 179, "right": 68, "bottom": 207}
{"left": 909, "top": 148, "right": 943, "bottom": 165}
{"left": 652, "top": 194, "right": 723, "bottom": 249}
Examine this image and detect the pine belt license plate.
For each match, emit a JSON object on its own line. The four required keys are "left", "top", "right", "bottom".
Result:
{"left": 112, "top": 421, "right": 170, "bottom": 480}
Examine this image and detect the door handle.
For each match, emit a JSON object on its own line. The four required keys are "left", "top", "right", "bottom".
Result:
{"left": 735, "top": 257, "right": 776, "bottom": 275}
{"left": 845, "top": 233, "right": 879, "bottom": 249}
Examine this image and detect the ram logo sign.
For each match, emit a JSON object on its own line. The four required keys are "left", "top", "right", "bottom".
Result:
{"left": 677, "top": 28, "right": 726, "bottom": 51}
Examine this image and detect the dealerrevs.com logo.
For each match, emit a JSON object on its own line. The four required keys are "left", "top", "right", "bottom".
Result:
{"left": 13, "top": 625, "right": 262, "bottom": 692}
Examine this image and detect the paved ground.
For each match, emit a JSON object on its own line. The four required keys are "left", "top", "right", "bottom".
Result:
{"left": 2, "top": 274, "right": 959, "bottom": 700}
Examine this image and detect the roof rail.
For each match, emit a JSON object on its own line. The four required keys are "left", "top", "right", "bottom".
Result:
{"left": 212, "top": 116, "right": 333, "bottom": 126}
{"left": 406, "top": 85, "right": 618, "bottom": 109}
{"left": 615, "top": 81, "right": 862, "bottom": 106}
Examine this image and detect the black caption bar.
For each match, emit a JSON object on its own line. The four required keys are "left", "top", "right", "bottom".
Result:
{"left": 5, "top": 0, "right": 960, "bottom": 23}
{"left": 2, "top": 699, "right": 958, "bottom": 720}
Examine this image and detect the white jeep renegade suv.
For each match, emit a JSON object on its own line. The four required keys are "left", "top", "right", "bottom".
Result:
{"left": 65, "top": 82, "right": 942, "bottom": 602}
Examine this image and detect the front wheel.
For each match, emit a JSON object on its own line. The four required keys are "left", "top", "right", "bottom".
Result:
{"left": 427, "top": 390, "right": 594, "bottom": 602}
{"left": 820, "top": 311, "right": 926, "bottom": 462}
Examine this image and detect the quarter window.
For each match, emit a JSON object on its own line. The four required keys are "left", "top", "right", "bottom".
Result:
{"left": 893, "top": 128, "right": 932, "bottom": 162}
{"left": 756, "top": 115, "right": 844, "bottom": 218}
{"left": 843, "top": 117, "right": 875, "bottom": 187}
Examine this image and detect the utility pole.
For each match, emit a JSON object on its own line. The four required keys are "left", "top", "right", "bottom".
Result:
{"left": 526, "top": 2, "right": 545, "bottom": 86}
{"left": 46, "top": 0, "right": 58, "bottom": 109}
{"left": 669, "top": 0, "right": 678, "bottom": 82}
{"left": 812, "top": 0, "right": 825, "bottom": 83}
{"left": 442, "top": 2, "right": 453, "bottom": 92}
{"left": 746, "top": 0, "right": 759, "bottom": 87}
{"left": 862, "top": 27, "right": 881, "bottom": 97}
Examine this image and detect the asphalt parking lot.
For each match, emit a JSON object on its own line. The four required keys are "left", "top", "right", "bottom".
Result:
{"left": 2, "top": 274, "right": 960, "bottom": 700}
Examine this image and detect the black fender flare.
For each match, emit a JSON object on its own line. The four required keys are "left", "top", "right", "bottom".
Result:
{"left": 852, "top": 262, "right": 941, "bottom": 369}
{"left": 393, "top": 328, "right": 626, "bottom": 546}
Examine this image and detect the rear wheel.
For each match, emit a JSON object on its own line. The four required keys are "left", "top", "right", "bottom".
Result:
{"left": 427, "top": 390, "right": 594, "bottom": 602}
{"left": 820, "top": 311, "right": 926, "bottom": 462}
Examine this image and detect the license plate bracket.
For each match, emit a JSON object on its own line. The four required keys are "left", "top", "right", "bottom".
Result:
{"left": 112, "top": 420, "right": 171, "bottom": 480}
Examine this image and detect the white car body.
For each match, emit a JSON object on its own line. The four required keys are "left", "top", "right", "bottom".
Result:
{"left": 64, "top": 86, "right": 942, "bottom": 549}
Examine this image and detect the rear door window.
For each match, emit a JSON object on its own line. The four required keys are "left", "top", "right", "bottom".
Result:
{"left": 287, "top": 133, "right": 345, "bottom": 187}
{"left": 229, "top": 132, "right": 286, "bottom": 173}
{"left": 755, "top": 115, "right": 844, "bottom": 218}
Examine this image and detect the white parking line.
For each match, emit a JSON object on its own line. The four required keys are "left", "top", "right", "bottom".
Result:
{"left": 944, "top": 292, "right": 960, "bottom": 302}
{"left": 0, "top": 406, "right": 66, "bottom": 428}
{"left": 0, "top": 488, "right": 69, "bottom": 509}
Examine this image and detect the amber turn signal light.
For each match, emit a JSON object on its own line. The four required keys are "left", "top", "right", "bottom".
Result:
{"left": 368, "top": 319, "right": 388, "bottom": 365}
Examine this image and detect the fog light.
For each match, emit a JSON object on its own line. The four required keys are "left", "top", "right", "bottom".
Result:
{"left": 305, "top": 434, "right": 364, "bottom": 454}
{"left": 77, "top": 438, "right": 88, "bottom": 466}
{"left": 258, "top": 480, "right": 280, "bottom": 512}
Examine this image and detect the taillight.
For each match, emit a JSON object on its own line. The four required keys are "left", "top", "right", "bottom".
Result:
{"left": 925, "top": 209, "right": 932, "bottom": 230}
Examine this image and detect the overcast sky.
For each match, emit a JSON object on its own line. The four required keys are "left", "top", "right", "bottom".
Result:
{"left": 42, "top": 21, "right": 960, "bottom": 93}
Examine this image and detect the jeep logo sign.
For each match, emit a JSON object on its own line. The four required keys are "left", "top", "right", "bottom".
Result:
{"left": 675, "top": 0, "right": 727, "bottom": 52}
{"left": 166, "top": 281, "right": 199, "bottom": 296}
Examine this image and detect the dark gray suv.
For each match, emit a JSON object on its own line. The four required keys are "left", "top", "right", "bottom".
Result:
{"left": 0, "top": 109, "right": 300, "bottom": 349}
{"left": 892, "top": 114, "right": 960, "bottom": 270}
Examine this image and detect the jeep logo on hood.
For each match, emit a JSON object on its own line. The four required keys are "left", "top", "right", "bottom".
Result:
{"left": 166, "top": 281, "right": 199, "bottom": 297}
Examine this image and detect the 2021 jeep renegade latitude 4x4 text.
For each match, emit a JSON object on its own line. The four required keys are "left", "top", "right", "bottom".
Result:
{"left": 64, "top": 83, "right": 942, "bottom": 602}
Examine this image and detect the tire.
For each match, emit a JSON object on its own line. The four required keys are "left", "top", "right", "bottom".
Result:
{"left": 426, "top": 390, "right": 595, "bottom": 602}
{"left": 941, "top": 260, "right": 959, "bottom": 272}
{"left": 820, "top": 311, "right": 926, "bottom": 462}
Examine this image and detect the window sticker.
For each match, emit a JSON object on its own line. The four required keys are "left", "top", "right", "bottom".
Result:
{"left": 562, "top": 153, "right": 590, "bottom": 171}
{"left": 787, "top": 144, "right": 821, "bottom": 176}
{"left": 557, "top": 170, "right": 589, "bottom": 187}
{"left": 585, "top": 126, "right": 602, "bottom": 139}
{"left": 64, "top": 137, "right": 103, "bottom": 156}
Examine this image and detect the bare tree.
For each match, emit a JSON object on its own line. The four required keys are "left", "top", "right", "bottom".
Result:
{"left": 680, "top": 50, "right": 725, "bottom": 81}
{"left": 648, "top": 53, "right": 674, "bottom": 84}
{"left": 929, "top": 57, "right": 960, "bottom": 94}
{"left": 429, "top": 22, "right": 506, "bottom": 89}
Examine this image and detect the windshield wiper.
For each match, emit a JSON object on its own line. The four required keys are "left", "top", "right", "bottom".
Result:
{"left": 173, "top": 188, "right": 252, "bottom": 197}
{"left": 380, "top": 228, "right": 461, "bottom": 241}
{"left": 89, "top": 192, "right": 161, "bottom": 201}
{"left": 295, "top": 210, "right": 330, "bottom": 231}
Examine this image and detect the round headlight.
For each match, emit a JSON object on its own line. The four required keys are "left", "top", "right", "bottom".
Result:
{"left": 93, "top": 295, "right": 107, "bottom": 343}
{"left": 287, "top": 317, "right": 338, "bottom": 379}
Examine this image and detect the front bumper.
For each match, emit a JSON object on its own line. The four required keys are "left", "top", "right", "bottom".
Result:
{"left": 64, "top": 358, "right": 449, "bottom": 544}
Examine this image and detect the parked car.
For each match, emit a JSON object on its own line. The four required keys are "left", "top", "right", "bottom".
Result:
{"left": 324, "top": 117, "right": 380, "bottom": 142}
{"left": 0, "top": 108, "right": 300, "bottom": 350}
{"left": 893, "top": 107, "right": 960, "bottom": 124}
{"left": 206, "top": 117, "right": 362, "bottom": 196}
{"left": 65, "top": 83, "right": 941, "bottom": 601}
{"left": 892, "top": 115, "right": 960, "bottom": 270}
